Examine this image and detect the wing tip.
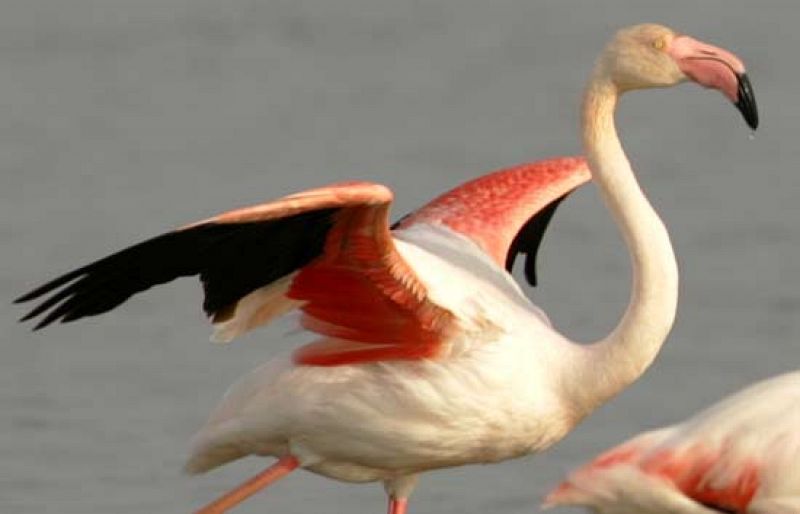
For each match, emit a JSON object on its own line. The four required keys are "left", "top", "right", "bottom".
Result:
{"left": 17, "top": 302, "right": 56, "bottom": 329}
{"left": 506, "top": 193, "right": 572, "bottom": 288}
{"left": 32, "top": 319, "right": 52, "bottom": 331}
{"left": 13, "top": 294, "right": 30, "bottom": 304}
{"left": 15, "top": 286, "right": 51, "bottom": 305}
{"left": 21, "top": 311, "right": 61, "bottom": 331}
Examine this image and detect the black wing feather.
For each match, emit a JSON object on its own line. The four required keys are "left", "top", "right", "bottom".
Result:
{"left": 504, "top": 193, "right": 571, "bottom": 287}
{"left": 16, "top": 208, "right": 338, "bottom": 329}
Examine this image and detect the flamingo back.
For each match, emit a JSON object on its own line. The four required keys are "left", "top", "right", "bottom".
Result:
{"left": 546, "top": 372, "right": 800, "bottom": 514}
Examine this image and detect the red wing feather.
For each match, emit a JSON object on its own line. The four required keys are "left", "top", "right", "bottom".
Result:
{"left": 289, "top": 205, "right": 455, "bottom": 366}
{"left": 641, "top": 446, "right": 761, "bottom": 513}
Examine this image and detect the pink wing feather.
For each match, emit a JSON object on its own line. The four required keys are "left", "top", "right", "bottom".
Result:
{"left": 397, "top": 156, "right": 590, "bottom": 270}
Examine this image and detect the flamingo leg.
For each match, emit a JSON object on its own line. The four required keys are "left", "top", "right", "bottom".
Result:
{"left": 384, "top": 475, "right": 417, "bottom": 514}
{"left": 194, "top": 455, "right": 300, "bottom": 514}
{"left": 387, "top": 497, "right": 409, "bottom": 514}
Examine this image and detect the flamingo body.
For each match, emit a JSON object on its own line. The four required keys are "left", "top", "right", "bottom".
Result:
{"left": 186, "top": 221, "right": 580, "bottom": 478}
{"left": 545, "top": 372, "right": 800, "bottom": 514}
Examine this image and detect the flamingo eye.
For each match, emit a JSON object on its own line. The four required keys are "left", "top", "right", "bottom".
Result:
{"left": 652, "top": 37, "right": 667, "bottom": 51}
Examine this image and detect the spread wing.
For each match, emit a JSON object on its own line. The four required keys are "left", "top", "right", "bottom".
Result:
{"left": 16, "top": 182, "right": 455, "bottom": 366}
{"left": 393, "top": 156, "right": 591, "bottom": 286}
{"left": 18, "top": 158, "right": 593, "bottom": 367}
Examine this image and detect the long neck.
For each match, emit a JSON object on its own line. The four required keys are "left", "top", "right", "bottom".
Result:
{"left": 567, "top": 75, "right": 679, "bottom": 418}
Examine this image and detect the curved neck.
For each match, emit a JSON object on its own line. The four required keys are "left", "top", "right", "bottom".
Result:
{"left": 568, "top": 76, "right": 679, "bottom": 418}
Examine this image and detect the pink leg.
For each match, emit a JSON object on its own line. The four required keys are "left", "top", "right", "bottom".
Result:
{"left": 194, "top": 455, "right": 300, "bottom": 514}
{"left": 387, "top": 497, "right": 409, "bottom": 514}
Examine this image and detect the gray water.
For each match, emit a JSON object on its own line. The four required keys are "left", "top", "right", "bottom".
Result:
{"left": 2, "top": 1, "right": 799, "bottom": 513}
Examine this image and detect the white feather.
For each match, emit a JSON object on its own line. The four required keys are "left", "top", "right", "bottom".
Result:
{"left": 210, "top": 274, "right": 301, "bottom": 343}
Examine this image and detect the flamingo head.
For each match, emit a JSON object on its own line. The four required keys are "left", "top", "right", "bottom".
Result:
{"left": 597, "top": 23, "right": 758, "bottom": 129}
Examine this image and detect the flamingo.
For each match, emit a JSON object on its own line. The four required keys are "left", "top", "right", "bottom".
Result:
{"left": 544, "top": 371, "right": 800, "bottom": 514}
{"left": 16, "top": 24, "right": 757, "bottom": 514}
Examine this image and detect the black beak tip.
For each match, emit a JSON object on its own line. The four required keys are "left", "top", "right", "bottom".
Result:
{"left": 735, "top": 73, "right": 759, "bottom": 130}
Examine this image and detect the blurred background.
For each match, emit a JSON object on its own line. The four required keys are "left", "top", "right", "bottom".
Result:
{"left": 2, "top": 1, "right": 796, "bottom": 513}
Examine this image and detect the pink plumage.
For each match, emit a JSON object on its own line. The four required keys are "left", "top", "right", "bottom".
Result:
{"left": 397, "top": 156, "right": 590, "bottom": 267}
{"left": 545, "top": 372, "right": 800, "bottom": 514}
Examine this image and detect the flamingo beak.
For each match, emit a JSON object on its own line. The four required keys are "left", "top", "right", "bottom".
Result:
{"left": 735, "top": 73, "right": 758, "bottom": 130}
{"left": 668, "top": 35, "right": 759, "bottom": 130}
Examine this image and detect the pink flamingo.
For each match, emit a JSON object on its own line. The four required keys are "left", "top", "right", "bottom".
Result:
{"left": 16, "top": 24, "right": 756, "bottom": 514}
{"left": 545, "top": 371, "right": 800, "bottom": 514}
